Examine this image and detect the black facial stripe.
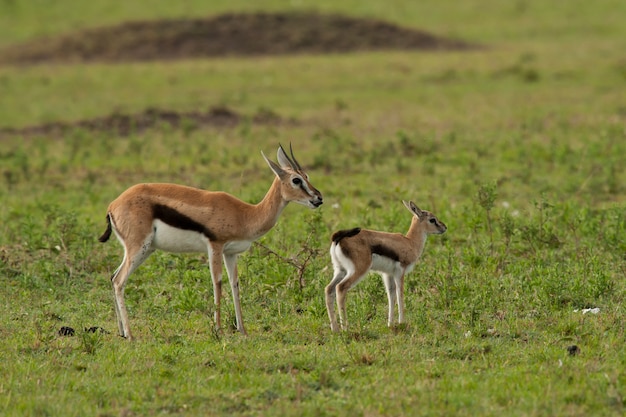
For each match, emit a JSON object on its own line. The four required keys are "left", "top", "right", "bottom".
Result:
{"left": 304, "top": 187, "right": 319, "bottom": 200}
{"left": 300, "top": 181, "right": 316, "bottom": 198}
{"left": 153, "top": 204, "right": 216, "bottom": 241}
{"left": 305, "top": 180, "right": 323, "bottom": 198}
{"left": 371, "top": 244, "right": 400, "bottom": 262}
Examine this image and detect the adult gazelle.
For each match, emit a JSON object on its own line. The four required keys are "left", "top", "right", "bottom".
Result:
{"left": 99, "top": 144, "right": 323, "bottom": 340}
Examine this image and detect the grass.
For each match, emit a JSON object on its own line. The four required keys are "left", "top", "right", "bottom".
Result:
{"left": 1, "top": 0, "right": 626, "bottom": 416}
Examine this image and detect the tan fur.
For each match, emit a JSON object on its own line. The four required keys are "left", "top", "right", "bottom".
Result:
{"left": 325, "top": 200, "right": 446, "bottom": 332}
{"left": 109, "top": 181, "right": 288, "bottom": 246}
{"left": 100, "top": 145, "right": 322, "bottom": 340}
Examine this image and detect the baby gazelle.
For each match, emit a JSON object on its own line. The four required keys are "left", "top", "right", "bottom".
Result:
{"left": 325, "top": 200, "right": 447, "bottom": 332}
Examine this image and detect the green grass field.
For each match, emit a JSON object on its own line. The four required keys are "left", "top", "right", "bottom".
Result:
{"left": 1, "top": 1, "right": 626, "bottom": 416}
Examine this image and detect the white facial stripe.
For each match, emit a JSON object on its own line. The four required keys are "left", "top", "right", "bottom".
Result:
{"left": 301, "top": 178, "right": 314, "bottom": 196}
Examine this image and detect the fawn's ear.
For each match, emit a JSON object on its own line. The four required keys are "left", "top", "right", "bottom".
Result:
{"left": 402, "top": 200, "right": 425, "bottom": 219}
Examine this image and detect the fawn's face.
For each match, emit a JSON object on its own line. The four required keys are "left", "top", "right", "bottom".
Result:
{"left": 420, "top": 211, "right": 447, "bottom": 235}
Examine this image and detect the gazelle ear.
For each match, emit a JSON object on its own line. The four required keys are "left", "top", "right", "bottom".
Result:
{"left": 277, "top": 144, "right": 295, "bottom": 169}
{"left": 262, "top": 151, "right": 286, "bottom": 178}
{"left": 403, "top": 200, "right": 425, "bottom": 218}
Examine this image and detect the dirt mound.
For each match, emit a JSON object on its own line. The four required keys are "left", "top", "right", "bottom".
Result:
{"left": 0, "top": 106, "right": 292, "bottom": 138}
{"left": 0, "top": 12, "right": 474, "bottom": 64}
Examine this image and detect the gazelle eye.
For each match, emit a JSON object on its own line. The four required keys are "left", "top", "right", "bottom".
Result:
{"left": 292, "top": 178, "right": 302, "bottom": 186}
{"left": 429, "top": 218, "right": 437, "bottom": 224}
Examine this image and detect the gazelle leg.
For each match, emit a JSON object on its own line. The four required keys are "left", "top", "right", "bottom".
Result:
{"left": 111, "top": 242, "right": 154, "bottom": 340}
{"left": 395, "top": 272, "right": 406, "bottom": 324}
{"left": 110, "top": 261, "right": 126, "bottom": 337}
{"left": 223, "top": 253, "right": 246, "bottom": 335}
{"left": 336, "top": 273, "right": 357, "bottom": 332}
{"left": 336, "top": 264, "right": 369, "bottom": 331}
{"left": 381, "top": 273, "right": 397, "bottom": 327}
{"left": 325, "top": 267, "right": 347, "bottom": 332}
{"left": 207, "top": 244, "right": 224, "bottom": 332}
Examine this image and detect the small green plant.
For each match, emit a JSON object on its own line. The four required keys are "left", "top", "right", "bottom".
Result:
{"left": 254, "top": 210, "right": 326, "bottom": 291}
{"left": 477, "top": 181, "right": 497, "bottom": 252}
{"left": 519, "top": 196, "right": 562, "bottom": 254}
{"left": 80, "top": 329, "right": 104, "bottom": 355}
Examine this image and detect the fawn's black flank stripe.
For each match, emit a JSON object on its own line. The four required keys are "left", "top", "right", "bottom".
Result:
{"left": 371, "top": 244, "right": 400, "bottom": 262}
{"left": 332, "top": 228, "right": 361, "bottom": 243}
{"left": 153, "top": 204, "right": 217, "bottom": 241}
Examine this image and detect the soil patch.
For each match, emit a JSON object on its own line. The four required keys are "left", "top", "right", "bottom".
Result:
{"left": 0, "top": 12, "right": 474, "bottom": 65}
{"left": 0, "top": 106, "right": 293, "bottom": 138}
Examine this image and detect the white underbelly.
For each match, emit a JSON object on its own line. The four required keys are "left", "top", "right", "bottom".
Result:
{"left": 224, "top": 240, "right": 252, "bottom": 255}
{"left": 371, "top": 254, "right": 402, "bottom": 275}
{"left": 152, "top": 220, "right": 208, "bottom": 253}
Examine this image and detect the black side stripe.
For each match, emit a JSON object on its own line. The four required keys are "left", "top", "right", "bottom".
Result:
{"left": 371, "top": 244, "right": 400, "bottom": 262}
{"left": 153, "top": 204, "right": 216, "bottom": 241}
